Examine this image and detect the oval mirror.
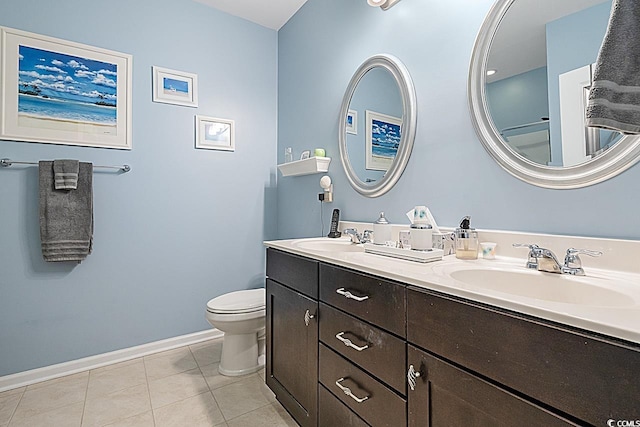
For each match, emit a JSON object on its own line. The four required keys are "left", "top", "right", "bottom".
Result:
{"left": 469, "top": 0, "right": 640, "bottom": 188}
{"left": 339, "top": 54, "right": 417, "bottom": 197}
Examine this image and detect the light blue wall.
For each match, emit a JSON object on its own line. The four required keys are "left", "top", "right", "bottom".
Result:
{"left": 0, "top": 0, "right": 277, "bottom": 376}
{"left": 546, "top": 1, "right": 612, "bottom": 165}
{"left": 277, "top": 0, "right": 640, "bottom": 241}
{"left": 486, "top": 67, "right": 549, "bottom": 135}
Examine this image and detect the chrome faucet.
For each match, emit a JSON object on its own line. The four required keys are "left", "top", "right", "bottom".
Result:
{"left": 343, "top": 228, "right": 373, "bottom": 244}
{"left": 513, "top": 244, "right": 602, "bottom": 276}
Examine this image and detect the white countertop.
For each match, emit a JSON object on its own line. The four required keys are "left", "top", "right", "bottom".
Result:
{"left": 264, "top": 234, "right": 640, "bottom": 346}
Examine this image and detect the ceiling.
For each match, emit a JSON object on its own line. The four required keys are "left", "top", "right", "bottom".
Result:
{"left": 193, "top": 0, "right": 309, "bottom": 30}
{"left": 487, "top": 0, "right": 609, "bottom": 83}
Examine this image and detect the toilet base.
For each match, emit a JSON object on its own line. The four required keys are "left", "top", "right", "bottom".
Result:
{"left": 218, "top": 332, "right": 266, "bottom": 377}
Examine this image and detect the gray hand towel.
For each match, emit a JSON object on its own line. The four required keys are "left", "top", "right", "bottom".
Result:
{"left": 53, "top": 159, "right": 79, "bottom": 190}
{"left": 39, "top": 161, "right": 94, "bottom": 263}
{"left": 586, "top": 0, "right": 640, "bottom": 134}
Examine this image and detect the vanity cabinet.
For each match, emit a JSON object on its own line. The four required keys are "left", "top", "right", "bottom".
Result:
{"left": 266, "top": 247, "right": 640, "bottom": 426}
{"left": 266, "top": 249, "right": 319, "bottom": 427}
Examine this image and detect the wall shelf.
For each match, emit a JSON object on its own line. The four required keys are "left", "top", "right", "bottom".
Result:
{"left": 278, "top": 156, "right": 331, "bottom": 177}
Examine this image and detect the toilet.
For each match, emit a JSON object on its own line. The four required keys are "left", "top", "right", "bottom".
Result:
{"left": 205, "top": 288, "right": 266, "bottom": 376}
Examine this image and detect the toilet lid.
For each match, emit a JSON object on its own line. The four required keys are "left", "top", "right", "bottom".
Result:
{"left": 207, "top": 288, "right": 265, "bottom": 314}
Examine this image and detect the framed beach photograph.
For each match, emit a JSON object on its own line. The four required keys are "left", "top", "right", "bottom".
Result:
{"left": 346, "top": 109, "right": 357, "bottom": 134}
{"left": 365, "top": 110, "right": 402, "bottom": 171}
{"left": 152, "top": 66, "right": 198, "bottom": 108}
{"left": 0, "top": 27, "right": 132, "bottom": 149}
{"left": 195, "top": 115, "right": 235, "bottom": 151}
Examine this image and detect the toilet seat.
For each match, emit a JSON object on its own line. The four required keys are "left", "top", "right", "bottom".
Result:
{"left": 206, "top": 288, "right": 265, "bottom": 314}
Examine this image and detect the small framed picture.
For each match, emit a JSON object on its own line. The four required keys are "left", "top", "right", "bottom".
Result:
{"left": 300, "top": 150, "right": 310, "bottom": 160}
{"left": 195, "top": 115, "right": 235, "bottom": 151}
{"left": 152, "top": 66, "right": 198, "bottom": 107}
{"left": 346, "top": 109, "right": 357, "bottom": 134}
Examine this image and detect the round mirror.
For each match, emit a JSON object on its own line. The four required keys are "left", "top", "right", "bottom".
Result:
{"left": 469, "top": 0, "right": 640, "bottom": 188}
{"left": 339, "top": 54, "right": 417, "bottom": 197}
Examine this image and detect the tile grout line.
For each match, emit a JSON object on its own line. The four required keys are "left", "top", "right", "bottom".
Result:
{"left": 5, "top": 387, "right": 26, "bottom": 427}
{"left": 80, "top": 370, "right": 91, "bottom": 426}
{"left": 141, "top": 356, "right": 157, "bottom": 427}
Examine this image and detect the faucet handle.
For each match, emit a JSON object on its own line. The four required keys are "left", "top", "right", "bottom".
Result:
{"left": 513, "top": 243, "right": 541, "bottom": 269}
{"left": 362, "top": 230, "right": 374, "bottom": 242}
{"left": 566, "top": 248, "right": 603, "bottom": 257}
{"left": 513, "top": 243, "right": 540, "bottom": 250}
{"left": 564, "top": 248, "right": 603, "bottom": 270}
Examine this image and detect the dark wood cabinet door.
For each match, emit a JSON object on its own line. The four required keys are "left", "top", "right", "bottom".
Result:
{"left": 266, "top": 278, "right": 318, "bottom": 427}
{"left": 407, "top": 345, "right": 577, "bottom": 427}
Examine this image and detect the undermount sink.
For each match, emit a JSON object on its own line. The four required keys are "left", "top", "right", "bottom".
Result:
{"left": 291, "top": 238, "right": 364, "bottom": 253}
{"left": 437, "top": 265, "right": 637, "bottom": 307}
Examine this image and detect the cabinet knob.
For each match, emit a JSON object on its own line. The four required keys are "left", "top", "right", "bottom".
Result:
{"left": 304, "top": 309, "right": 315, "bottom": 326}
{"left": 408, "top": 364, "right": 421, "bottom": 391}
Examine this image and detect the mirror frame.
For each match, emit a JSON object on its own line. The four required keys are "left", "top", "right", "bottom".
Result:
{"left": 469, "top": 0, "right": 640, "bottom": 189}
{"left": 339, "top": 54, "right": 417, "bottom": 197}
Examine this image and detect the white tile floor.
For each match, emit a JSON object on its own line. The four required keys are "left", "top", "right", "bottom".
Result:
{"left": 0, "top": 339, "right": 298, "bottom": 427}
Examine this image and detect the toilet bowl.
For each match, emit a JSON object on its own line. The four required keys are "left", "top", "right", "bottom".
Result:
{"left": 205, "top": 288, "right": 266, "bottom": 376}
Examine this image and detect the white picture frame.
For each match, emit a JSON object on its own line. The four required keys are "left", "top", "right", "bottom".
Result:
{"left": 152, "top": 66, "right": 198, "bottom": 108}
{"left": 195, "top": 115, "right": 235, "bottom": 151}
{"left": 346, "top": 109, "right": 357, "bottom": 135}
{"left": 366, "top": 110, "right": 402, "bottom": 171}
{"left": 0, "top": 26, "right": 132, "bottom": 149}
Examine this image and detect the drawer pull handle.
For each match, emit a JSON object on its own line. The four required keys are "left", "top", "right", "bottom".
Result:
{"left": 336, "top": 288, "right": 369, "bottom": 302}
{"left": 335, "top": 332, "right": 369, "bottom": 351}
{"left": 335, "top": 377, "right": 369, "bottom": 403}
{"left": 408, "top": 364, "right": 421, "bottom": 391}
{"left": 304, "top": 309, "right": 315, "bottom": 326}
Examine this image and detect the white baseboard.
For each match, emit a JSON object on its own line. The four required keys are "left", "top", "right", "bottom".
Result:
{"left": 0, "top": 328, "right": 223, "bottom": 393}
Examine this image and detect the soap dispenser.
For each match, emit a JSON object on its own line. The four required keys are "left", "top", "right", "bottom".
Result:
{"left": 373, "top": 212, "right": 392, "bottom": 245}
{"left": 454, "top": 216, "right": 479, "bottom": 259}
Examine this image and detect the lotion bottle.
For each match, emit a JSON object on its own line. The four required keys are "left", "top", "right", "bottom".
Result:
{"left": 454, "top": 216, "right": 479, "bottom": 259}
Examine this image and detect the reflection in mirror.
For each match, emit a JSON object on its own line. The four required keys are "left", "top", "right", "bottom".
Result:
{"left": 346, "top": 67, "right": 403, "bottom": 185}
{"left": 486, "top": 0, "right": 622, "bottom": 167}
{"left": 339, "top": 54, "right": 416, "bottom": 198}
{"left": 469, "top": 0, "right": 640, "bottom": 188}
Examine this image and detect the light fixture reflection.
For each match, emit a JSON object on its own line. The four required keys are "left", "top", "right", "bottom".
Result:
{"left": 367, "top": 0, "right": 402, "bottom": 10}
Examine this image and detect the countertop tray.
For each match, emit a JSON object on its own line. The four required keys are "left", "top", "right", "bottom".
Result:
{"left": 363, "top": 243, "right": 443, "bottom": 263}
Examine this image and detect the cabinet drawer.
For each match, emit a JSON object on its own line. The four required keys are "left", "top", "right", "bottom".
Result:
{"left": 266, "top": 248, "right": 319, "bottom": 298}
{"left": 319, "top": 344, "right": 406, "bottom": 427}
{"left": 319, "top": 384, "right": 369, "bottom": 427}
{"left": 407, "top": 286, "right": 640, "bottom": 426}
{"left": 320, "top": 264, "right": 406, "bottom": 337}
{"left": 319, "top": 303, "right": 406, "bottom": 394}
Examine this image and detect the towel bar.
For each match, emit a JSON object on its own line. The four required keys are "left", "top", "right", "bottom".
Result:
{"left": 0, "top": 158, "right": 130, "bottom": 173}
